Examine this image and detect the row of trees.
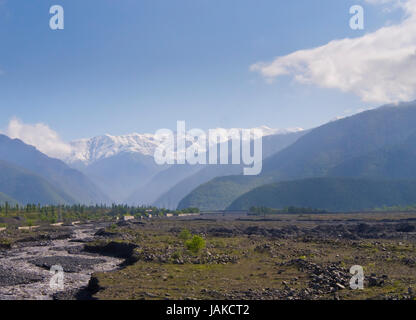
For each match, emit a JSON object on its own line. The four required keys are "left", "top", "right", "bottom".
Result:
{"left": 0, "top": 203, "right": 200, "bottom": 225}
{"left": 249, "top": 206, "right": 328, "bottom": 215}
{"left": 109, "top": 204, "right": 199, "bottom": 217}
{"left": 373, "top": 204, "right": 416, "bottom": 212}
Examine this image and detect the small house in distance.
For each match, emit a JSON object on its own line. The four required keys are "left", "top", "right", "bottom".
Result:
{"left": 123, "top": 215, "right": 135, "bottom": 221}
{"left": 18, "top": 225, "right": 40, "bottom": 231}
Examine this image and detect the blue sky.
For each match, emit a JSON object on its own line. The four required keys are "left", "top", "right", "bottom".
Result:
{"left": 0, "top": 0, "right": 408, "bottom": 140}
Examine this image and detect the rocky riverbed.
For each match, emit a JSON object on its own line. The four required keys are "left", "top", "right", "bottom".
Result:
{"left": 82, "top": 213, "right": 416, "bottom": 300}
{"left": 0, "top": 223, "right": 123, "bottom": 300}
{"left": 2, "top": 213, "right": 416, "bottom": 300}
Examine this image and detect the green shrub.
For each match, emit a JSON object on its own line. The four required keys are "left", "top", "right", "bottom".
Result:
{"left": 171, "top": 250, "right": 182, "bottom": 260}
{"left": 109, "top": 223, "right": 118, "bottom": 230}
{"left": 26, "top": 219, "right": 36, "bottom": 227}
{"left": 179, "top": 228, "right": 192, "bottom": 241}
{"left": 185, "top": 235, "right": 206, "bottom": 255}
{"left": 0, "top": 239, "right": 11, "bottom": 245}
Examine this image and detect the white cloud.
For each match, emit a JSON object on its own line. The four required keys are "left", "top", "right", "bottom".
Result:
{"left": 250, "top": 0, "right": 416, "bottom": 103}
{"left": 4, "top": 118, "right": 72, "bottom": 159}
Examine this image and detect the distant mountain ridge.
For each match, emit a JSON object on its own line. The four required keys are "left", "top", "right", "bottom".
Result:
{"left": 0, "top": 135, "right": 108, "bottom": 205}
{"left": 329, "top": 130, "right": 416, "bottom": 180}
{"left": 0, "top": 125, "right": 303, "bottom": 205}
{"left": 154, "top": 130, "right": 306, "bottom": 209}
{"left": 82, "top": 152, "right": 168, "bottom": 202}
{"left": 179, "top": 101, "right": 416, "bottom": 211}
{"left": 228, "top": 177, "right": 416, "bottom": 212}
{"left": 66, "top": 133, "right": 161, "bottom": 166}
{"left": 0, "top": 160, "right": 76, "bottom": 205}
{"left": 64, "top": 126, "right": 303, "bottom": 166}
{"left": 62, "top": 126, "right": 303, "bottom": 204}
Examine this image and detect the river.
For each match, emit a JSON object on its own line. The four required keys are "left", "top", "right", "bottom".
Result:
{"left": 0, "top": 223, "right": 122, "bottom": 300}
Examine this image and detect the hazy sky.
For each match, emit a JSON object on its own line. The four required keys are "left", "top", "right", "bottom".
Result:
{"left": 0, "top": 0, "right": 410, "bottom": 140}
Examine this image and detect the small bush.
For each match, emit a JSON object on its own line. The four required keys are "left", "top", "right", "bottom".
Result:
{"left": 179, "top": 228, "right": 192, "bottom": 241}
{"left": 185, "top": 235, "right": 206, "bottom": 255}
{"left": 109, "top": 224, "right": 118, "bottom": 230}
{"left": 0, "top": 239, "right": 12, "bottom": 245}
{"left": 26, "top": 219, "right": 36, "bottom": 227}
{"left": 171, "top": 251, "right": 182, "bottom": 260}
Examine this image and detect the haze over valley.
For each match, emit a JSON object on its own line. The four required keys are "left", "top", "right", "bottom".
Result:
{"left": 3, "top": 101, "right": 416, "bottom": 213}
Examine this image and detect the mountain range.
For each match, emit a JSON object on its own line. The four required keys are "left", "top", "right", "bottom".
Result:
{"left": 228, "top": 177, "right": 416, "bottom": 212}
{"left": 152, "top": 130, "right": 306, "bottom": 209}
{"left": 64, "top": 126, "right": 297, "bottom": 166}
{"left": 4, "top": 101, "right": 416, "bottom": 212}
{"left": 63, "top": 126, "right": 303, "bottom": 205}
{"left": 0, "top": 160, "right": 75, "bottom": 205}
{"left": 180, "top": 101, "right": 416, "bottom": 211}
{"left": 0, "top": 134, "right": 108, "bottom": 205}
{"left": 0, "top": 125, "right": 303, "bottom": 206}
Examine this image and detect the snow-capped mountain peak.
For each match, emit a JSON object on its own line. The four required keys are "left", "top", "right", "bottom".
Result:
{"left": 66, "top": 133, "right": 160, "bottom": 165}
{"left": 64, "top": 127, "right": 304, "bottom": 165}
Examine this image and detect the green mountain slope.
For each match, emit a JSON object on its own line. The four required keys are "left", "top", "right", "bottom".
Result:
{"left": 0, "top": 134, "right": 108, "bottom": 204}
{"left": 159, "top": 165, "right": 243, "bottom": 209}
{"left": 0, "top": 160, "right": 76, "bottom": 205}
{"left": 157, "top": 130, "right": 306, "bottom": 209}
{"left": 178, "top": 175, "right": 273, "bottom": 211}
{"left": 179, "top": 101, "right": 416, "bottom": 210}
{"left": 228, "top": 177, "right": 416, "bottom": 212}
{"left": 329, "top": 131, "right": 416, "bottom": 180}
{"left": 262, "top": 101, "right": 416, "bottom": 178}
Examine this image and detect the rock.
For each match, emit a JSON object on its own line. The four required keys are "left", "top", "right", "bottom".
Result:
{"left": 336, "top": 283, "right": 346, "bottom": 290}
{"left": 94, "top": 228, "right": 118, "bottom": 238}
{"left": 87, "top": 275, "right": 102, "bottom": 294}
{"left": 29, "top": 256, "right": 106, "bottom": 273}
{"left": 0, "top": 266, "right": 43, "bottom": 286}
{"left": 84, "top": 241, "right": 138, "bottom": 259}
{"left": 368, "top": 276, "right": 380, "bottom": 287}
{"left": 145, "top": 292, "right": 158, "bottom": 298}
{"left": 396, "top": 223, "right": 415, "bottom": 233}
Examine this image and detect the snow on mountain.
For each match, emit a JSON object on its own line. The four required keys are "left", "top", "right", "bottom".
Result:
{"left": 65, "top": 134, "right": 160, "bottom": 165}
{"left": 64, "top": 126, "right": 304, "bottom": 165}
